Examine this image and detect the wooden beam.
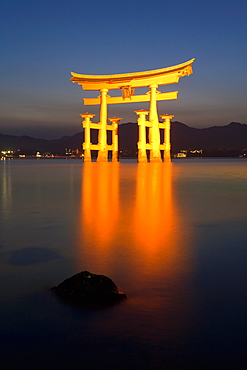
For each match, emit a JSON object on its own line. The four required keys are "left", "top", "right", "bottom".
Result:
{"left": 83, "top": 122, "right": 99, "bottom": 129}
{"left": 70, "top": 58, "right": 195, "bottom": 90}
{"left": 84, "top": 123, "right": 114, "bottom": 130}
{"left": 78, "top": 73, "right": 181, "bottom": 90}
{"left": 83, "top": 91, "right": 178, "bottom": 106}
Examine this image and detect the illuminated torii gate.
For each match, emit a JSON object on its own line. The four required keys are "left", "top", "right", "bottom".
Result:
{"left": 70, "top": 58, "right": 195, "bottom": 162}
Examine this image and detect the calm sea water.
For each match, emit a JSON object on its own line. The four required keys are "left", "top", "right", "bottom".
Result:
{"left": 1, "top": 159, "right": 247, "bottom": 369}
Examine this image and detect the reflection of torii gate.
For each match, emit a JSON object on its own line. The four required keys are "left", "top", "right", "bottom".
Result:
{"left": 70, "top": 58, "right": 195, "bottom": 162}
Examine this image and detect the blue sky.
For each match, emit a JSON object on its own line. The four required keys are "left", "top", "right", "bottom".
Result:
{"left": 1, "top": 0, "right": 246, "bottom": 138}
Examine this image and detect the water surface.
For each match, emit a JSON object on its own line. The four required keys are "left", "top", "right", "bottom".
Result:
{"left": 1, "top": 159, "right": 247, "bottom": 369}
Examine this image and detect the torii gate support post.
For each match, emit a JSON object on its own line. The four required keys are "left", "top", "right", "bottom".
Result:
{"left": 108, "top": 117, "right": 121, "bottom": 162}
{"left": 160, "top": 114, "right": 174, "bottom": 161}
{"left": 97, "top": 88, "right": 108, "bottom": 162}
{"left": 149, "top": 84, "right": 162, "bottom": 162}
{"left": 135, "top": 109, "right": 149, "bottom": 162}
{"left": 80, "top": 113, "right": 95, "bottom": 162}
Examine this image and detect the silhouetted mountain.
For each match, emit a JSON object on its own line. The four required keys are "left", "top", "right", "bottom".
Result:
{"left": 119, "top": 122, "right": 139, "bottom": 152}
{"left": 0, "top": 122, "right": 246, "bottom": 155}
{"left": 0, "top": 132, "right": 83, "bottom": 154}
{"left": 118, "top": 121, "right": 247, "bottom": 152}
{"left": 170, "top": 121, "right": 247, "bottom": 151}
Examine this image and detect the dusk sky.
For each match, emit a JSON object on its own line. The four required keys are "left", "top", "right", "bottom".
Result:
{"left": 1, "top": 0, "right": 246, "bottom": 139}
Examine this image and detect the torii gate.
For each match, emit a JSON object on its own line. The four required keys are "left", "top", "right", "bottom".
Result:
{"left": 70, "top": 58, "right": 195, "bottom": 162}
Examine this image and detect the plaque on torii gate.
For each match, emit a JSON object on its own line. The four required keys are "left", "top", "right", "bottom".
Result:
{"left": 70, "top": 58, "right": 195, "bottom": 162}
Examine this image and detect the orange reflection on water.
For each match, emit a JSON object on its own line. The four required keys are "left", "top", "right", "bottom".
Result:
{"left": 78, "top": 161, "right": 192, "bottom": 281}
{"left": 133, "top": 162, "right": 174, "bottom": 254}
{"left": 77, "top": 161, "right": 194, "bottom": 339}
{"left": 78, "top": 162, "right": 120, "bottom": 269}
{"left": 130, "top": 162, "right": 194, "bottom": 339}
{"left": 132, "top": 162, "right": 193, "bottom": 286}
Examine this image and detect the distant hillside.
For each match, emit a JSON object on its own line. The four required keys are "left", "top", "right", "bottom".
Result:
{"left": 0, "top": 132, "right": 83, "bottom": 154}
{"left": 0, "top": 122, "right": 246, "bottom": 154}
{"left": 170, "top": 121, "right": 247, "bottom": 151}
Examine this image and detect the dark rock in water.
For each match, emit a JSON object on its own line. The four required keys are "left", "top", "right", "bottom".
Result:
{"left": 52, "top": 271, "right": 127, "bottom": 308}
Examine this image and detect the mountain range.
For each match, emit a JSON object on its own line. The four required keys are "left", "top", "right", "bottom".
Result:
{"left": 0, "top": 122, "right": 246, "bottom": 155}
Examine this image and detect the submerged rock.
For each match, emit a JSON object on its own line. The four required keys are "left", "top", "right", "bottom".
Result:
{"left": 52, "top": 271, "right": 127, "bottom": 308}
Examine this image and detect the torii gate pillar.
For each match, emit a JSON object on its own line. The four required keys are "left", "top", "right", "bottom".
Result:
{"left": 149, "top": 85, "right": 162, "bottom": 162}
{"left": 160, "top": 114, "right": 174, "bottom": 161}
{"left": 109, "top": 117, "right": 121, "bottom": 162}
{"left": 97, "top": 88, "right": 109, "bottom": 162}
{"left": 135, "top": 109, "right": 149, "bottom": 162}
{"left": 80, "top": 113, "right": 95, "bottom": 162}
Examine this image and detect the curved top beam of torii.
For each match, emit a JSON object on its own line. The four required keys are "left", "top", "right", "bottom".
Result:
{"left": 70, "top": 58, "right": 195, "bottom": 91}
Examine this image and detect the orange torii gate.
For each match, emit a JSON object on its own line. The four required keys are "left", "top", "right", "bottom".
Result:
{"left": 70, "top": 58, "right": 195, "bottom": 162}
